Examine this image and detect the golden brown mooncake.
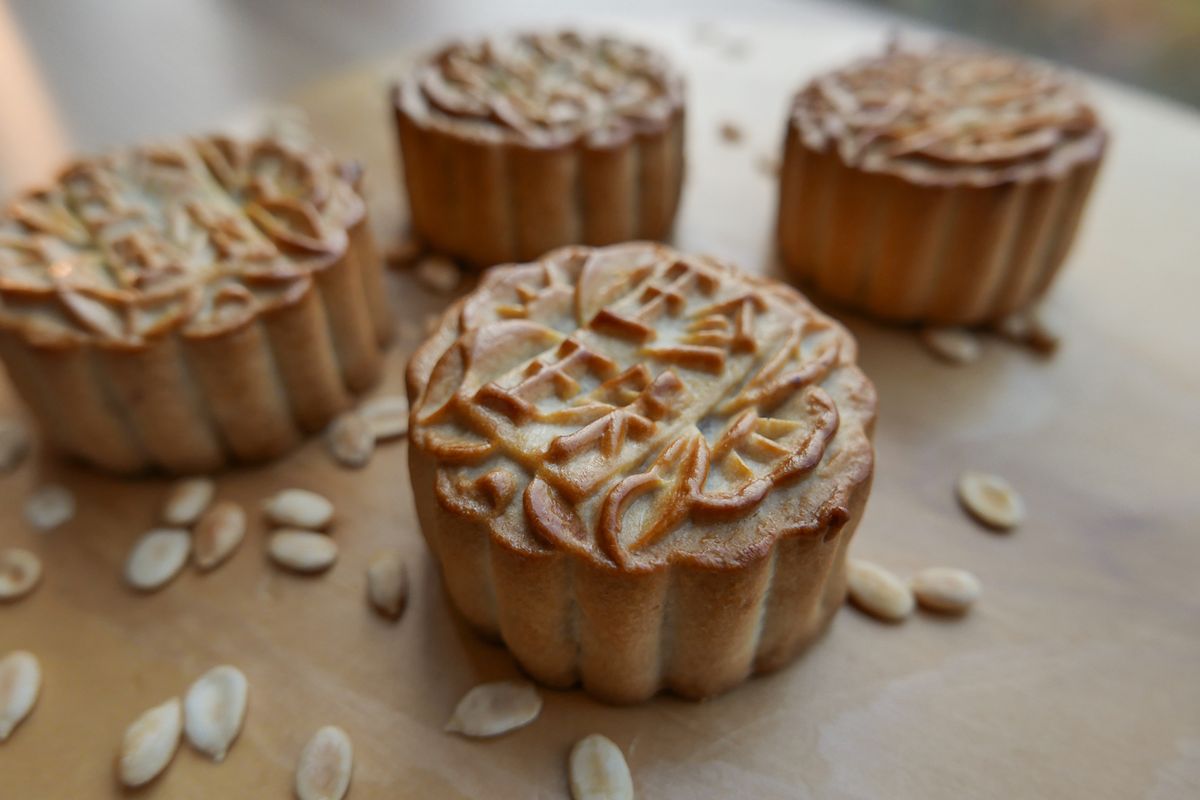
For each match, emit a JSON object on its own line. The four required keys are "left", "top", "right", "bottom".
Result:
{"left": 777, "top": 42, "right": 1107, "bottom": 326}
{"left": 406, "top": 242, "right": 876, "bottom": 703}
{"left": 0, "top": 135, "right": 391, "bottom": 474}
{"left": 393, "top": 31, "right": 686, "bottom": 268}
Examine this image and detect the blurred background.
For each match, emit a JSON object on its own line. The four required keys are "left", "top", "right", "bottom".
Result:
{"left": 863, "top": 0, "right": 1200, "bottom": 108}
{"left": 1, "top": 0, "right": 1197, "bottom": 194}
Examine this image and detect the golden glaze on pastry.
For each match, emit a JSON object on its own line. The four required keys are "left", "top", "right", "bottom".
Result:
{"left": 407, "top": 243, "right": 876, "bottom": 703}
{"left": 393, "top": 32, "right": 685, "bottom": 268}
{"left": 0, "top": 136, "right": 391, "bottom": 473}
{"left": 777, "top": 42, "right": 1106, "bottom": 325}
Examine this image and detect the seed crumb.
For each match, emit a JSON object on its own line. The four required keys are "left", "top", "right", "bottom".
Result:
{"left": 718, "top": 121, "right": 744, "bottom": 145}
{"left": 995, "top": 311, "right": 1060, "bottom": 356}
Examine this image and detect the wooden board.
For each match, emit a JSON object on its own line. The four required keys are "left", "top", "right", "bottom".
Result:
{"left": 4, "top": 19, "right": 1199, "bottom": 800}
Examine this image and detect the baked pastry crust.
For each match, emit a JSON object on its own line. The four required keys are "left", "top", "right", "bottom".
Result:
{"left": 393, "top": 31, "right": 686, "bottom": 268}
{"left": 407, "top": 243, "right": 876, "bottom": 703}
{"left": 776, "top": 42, "right": 1107, "bottom": 325}
{"left": 0, "top": 135, "right": 391, "bottom": 474}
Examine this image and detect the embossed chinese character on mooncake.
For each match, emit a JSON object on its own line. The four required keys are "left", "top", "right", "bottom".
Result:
{"left": 407, "top": 242, "right": 877, "bottom": 703}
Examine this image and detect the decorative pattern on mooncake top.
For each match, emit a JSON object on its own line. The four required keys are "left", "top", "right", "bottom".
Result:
{"left": 414, "top": 31, "right": 681, "bottom": 147}
{"left": 0, "top": 136, "right": 370, "bottom": 342}
{"left": 411, "top": 243, "right": 872, "bottom": 570}
{"left": 791, "top": 42, "right": 1105, "bottom": 185}
{"left": 393, "top": 32, "right": 686, "bottom": 268}
{"left": 0, "top": 135, "right": 390, "bottom": 474}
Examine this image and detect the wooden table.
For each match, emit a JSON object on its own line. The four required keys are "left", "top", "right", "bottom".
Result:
{"left": 4, "top": 19, "right": 1199, "bottom": 800}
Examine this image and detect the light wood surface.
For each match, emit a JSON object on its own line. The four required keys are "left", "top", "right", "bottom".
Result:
{"left": 4, "top": 19, "right": 1199, "bottom": 800}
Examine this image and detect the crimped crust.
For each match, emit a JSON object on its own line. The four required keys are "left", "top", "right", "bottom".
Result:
{"left": 0, "top": 135, "right": 391, "bottom": 473}
{"left": 393, "top": 32, "right": 686, "bottom": 268}
{"left": 777, "top": 43, "right": 1107, "bottom": 325}
{"left": 407, "top": 243, "right": 876, "bottom": 702}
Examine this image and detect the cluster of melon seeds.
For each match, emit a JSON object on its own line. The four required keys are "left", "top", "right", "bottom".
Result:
{"left": 121, "top": 478, "right": 248, "bottom": 592}
{"left": 443, "top": 680, "right": 635, "bottom": 798}
{"left": 116, "top": 665, "right": 249, "bottom": 788}
{"left": 848, "top": 559, "right": 982, "bottom": 622}
{"left": 262, "top": 489, "right": 338, "bottom": 573}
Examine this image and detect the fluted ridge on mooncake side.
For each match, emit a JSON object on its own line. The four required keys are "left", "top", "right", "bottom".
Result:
{"left": 776, "top": 42, "right": 1106, "bottom": 326}
{"left": 393, "top": 32, "right": 686, "bottom": 268}
{"left": 406, "top": 243, "right": 876, "bottom": 702}
{"left": 0, "top": 135, "right": 391, "bottom": 473}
